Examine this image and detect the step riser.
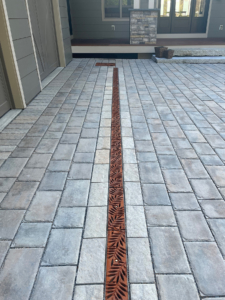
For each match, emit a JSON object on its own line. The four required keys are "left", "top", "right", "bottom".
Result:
{"left": 173, "top": 48, "right": 225, "bottom": 57}
{"left": 152, "top": 55, "right": 225, "bottom": 64}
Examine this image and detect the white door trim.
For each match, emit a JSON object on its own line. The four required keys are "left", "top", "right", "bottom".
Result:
{"left": 0, "top": 0, "right": 26, "bottom": 109}
{"left": 206, "top": 0, "right": 212, "bottom": 37}
{"left": 52, "top": 0, "right": 66, "bottom": 67}
{"left": 25, "top": 0, "right": 42, "bottom": 90}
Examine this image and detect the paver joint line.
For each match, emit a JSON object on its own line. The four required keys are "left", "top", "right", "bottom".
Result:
{"left": 105, "top": 68, "right": 128, "bottom": 300}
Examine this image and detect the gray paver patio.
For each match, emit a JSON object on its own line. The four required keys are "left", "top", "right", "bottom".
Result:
{"left": 0, "top": 58, "right": 225, "bottom": 299}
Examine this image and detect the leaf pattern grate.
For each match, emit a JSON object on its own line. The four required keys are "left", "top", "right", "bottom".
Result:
{"left": 105, "top": 68, "right": 128, "bottom": 300}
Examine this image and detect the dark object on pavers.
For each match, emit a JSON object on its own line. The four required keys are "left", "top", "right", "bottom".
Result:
{"left": 96, "top": 63, "right": 115, "bottom": 66}
{"left": 163, "top": 49, "right": 174, "bottom": 59}
{"left": 155, "top": 46, "right": 168, "bottom": 58}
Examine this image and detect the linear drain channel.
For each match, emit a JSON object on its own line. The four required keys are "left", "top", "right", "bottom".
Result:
{"left": 105, "top": 68, "right": 128, "bottom": 300}
{"left": 96, "top": 63, "right": 116, "bottom": 66}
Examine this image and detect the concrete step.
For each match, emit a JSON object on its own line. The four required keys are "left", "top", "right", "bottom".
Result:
{"left": 152, "top": 55, "right": 225, "bottom": 64}
{"left": 173, "top": 47, "right": 225, "bottom": 57}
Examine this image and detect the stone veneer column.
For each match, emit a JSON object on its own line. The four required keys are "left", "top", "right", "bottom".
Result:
{"left": 130, "top": 9, "right": 159, "bottom": 45}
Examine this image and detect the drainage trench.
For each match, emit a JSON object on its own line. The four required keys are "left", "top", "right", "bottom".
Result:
{"left": 105, "top": 67, "right": 129, "bottom": 300}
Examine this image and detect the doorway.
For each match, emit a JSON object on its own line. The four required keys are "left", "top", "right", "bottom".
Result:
{"left": 28, "top": 0, "right": 59, "bottom": 81}
{"left": 158, "top": 0, "right": 210, "bottom": 34}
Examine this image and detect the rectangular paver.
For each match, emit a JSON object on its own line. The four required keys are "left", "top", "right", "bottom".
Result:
{"left": 176, "top": 211, "right": 213, "bottom": 241}
{"left": 163, "top": 169, "right": 192, "bottom": 192}
{"left": 73, "top": 285, "right": 104, "bottom": 300}
{"left": 145, "top": 206, "right": 176, "bottom": 227}
{"left": 69, "top": 163, "right": 92, "bottom": 180}
{"left": 0, "top": 241, "right": 10, "bottom": 268}
{"left": 130, "top": 284, "right": 158, "bottom": 300}
{"left": 0, "top": 158, "right": 28, "bottom": 177}
{"left": 157, "top": 275, "right": 200, "bottom": 300}
{"left": 128, "top": 238, "right": 154, "bottom": 283}
{"left": 12, "top": 223, "right": 51, "bottom": 248}
{"left": 42, "top": 229, "right": 82, "bottom": 266}
{"left": 76, "top": 238, "right": 106, "bottom": 284}
{"left": 39, "top": 172, "right": 67, "bottom": 191}
{"left": 0, "top": 210, "right": 25, "bottom": 240}
{"left": 185, "top": 242, "right": 225, "bottom": 296}
{"left": 208, "top": 219, "right": 225, "bottom": 257}
{"left": 1, "top": 182, "right": 38, "bottom": 209}
{"left": 84, "top": 207, "right": 107, "bottom": 238}
{"left": 30, "top": 266, "right": 76, "bottom": 300}
{"left": 126, "top": 206, "right": 148, "bottom": 237}
{"left": 143, "top": 184, "right": 170, "bottom": 205}
{"left": 0, "top": 248, "right": 43, "bottom": 300}
{"left": 53, "top": 207, "right": 85, "bottom": 228}
{"left": 149, "top": 227, "right": 190, "bottom": 274}
{"left": 139, "top": 162, "right": 164, "bottom": 183}
{"left": 25, "top": 191, "right": 61, "bottom": 222}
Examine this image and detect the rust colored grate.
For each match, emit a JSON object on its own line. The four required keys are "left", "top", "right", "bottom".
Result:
{"left": 105, "top": 68, "right": 128, "bottom": 300}
{"left": 96, "top": 63, "right": 116, "bottom": 66}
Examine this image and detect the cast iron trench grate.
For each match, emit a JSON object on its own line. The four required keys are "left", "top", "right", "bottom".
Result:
{"left": 105, "top": 68, "right": 129, "bottom": 300}
{"left": 96, "top": 63, "right": 116, "bottom": 67}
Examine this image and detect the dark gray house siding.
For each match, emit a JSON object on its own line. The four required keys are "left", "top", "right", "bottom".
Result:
{"left": 69, "top": 0, "right": 130, "bottom": 39}
{"left": 5, "top": 0, "right": 41, "bottom": 104}
{"left": 208, "top": 0, "right": 225, "bottom": 38}
{"left": 59, "top": 0, "right": 72, "bottom": 65}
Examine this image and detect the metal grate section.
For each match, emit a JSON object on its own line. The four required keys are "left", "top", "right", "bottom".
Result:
{"left": 105, "top": 68, "right": 128, "bottom": 300}
{"left": 96, "top": 63, "right": 116, "bottom": 66}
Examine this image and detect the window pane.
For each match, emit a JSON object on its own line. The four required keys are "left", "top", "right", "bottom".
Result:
{"left": 122, "top": 0, "right": 134, "bottom": 18}
{"left": 105, "top": 0, "right": 120, "bottom": 18}
{"left": 195, "top": 0, "right": 206, "bottom": 17}
{"left": 160, "top": 0, "right": 171, "bottom": 17}
{"left": 175, "top": 0, "right": 191, "bottom": 17}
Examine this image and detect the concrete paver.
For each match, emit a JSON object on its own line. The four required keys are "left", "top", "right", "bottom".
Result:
{"left": 30, "top": 266, "right": 76, "bottom": 300}
{"left": 0, "top": 59, "right": 225, "bottom": 299}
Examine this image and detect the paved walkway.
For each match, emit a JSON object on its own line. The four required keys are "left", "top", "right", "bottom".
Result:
{"left": 0, "top": 59, "right": 225, "bottom": 300}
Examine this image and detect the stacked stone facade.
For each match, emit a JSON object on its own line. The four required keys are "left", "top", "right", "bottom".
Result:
{"left": 130, "top": 9, "right": 158, "bottom": 45}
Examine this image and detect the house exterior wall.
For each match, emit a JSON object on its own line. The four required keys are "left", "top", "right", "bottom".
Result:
{"left": 70, "top": 0, "right": 225, "bottom": 39}
{"left": 69, "top": 0, "right": 130, "bottom": 39}
{"left": 207, "top": 0, "right": 225, "bottom": 38}
{"left": 5, "top": 0, "right": 41, "bottom": 104}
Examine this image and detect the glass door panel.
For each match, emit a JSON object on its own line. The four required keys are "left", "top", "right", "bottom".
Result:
{"left": 194, "top": 0, "right": 206, "bottom": 17}
{"left": 158, "top": 0, "right": 172, "bottom": 33}
{"left": 160, "top": 0, "right": 172, "bottom": 17}
{"left": 175, "top": 0, "right": 191, "bottom": 17}
{"left": 171, "top": 0, "right": 192, "bottom": 32}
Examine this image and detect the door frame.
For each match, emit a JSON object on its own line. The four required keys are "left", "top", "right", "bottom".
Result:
{"left": 170, "top": 0, "right": 193, "bottom": 33}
